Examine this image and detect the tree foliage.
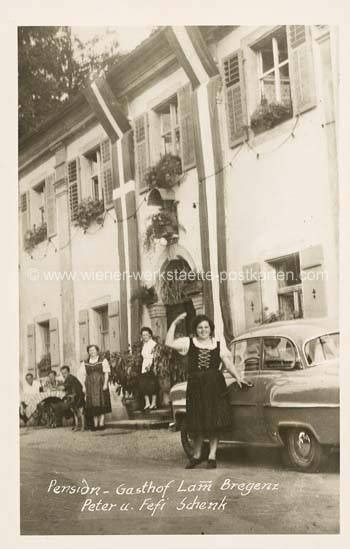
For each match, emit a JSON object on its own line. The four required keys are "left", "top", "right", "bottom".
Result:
{"left": 18, "top": 26, "right": 122, "bottom": 140}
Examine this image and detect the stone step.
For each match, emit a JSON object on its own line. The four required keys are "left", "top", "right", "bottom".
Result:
{"left": 130, "top": 408, "right": 172, "bottom": 421}
{"left": 106, "top": 418, "right": 171, "bottom": 430}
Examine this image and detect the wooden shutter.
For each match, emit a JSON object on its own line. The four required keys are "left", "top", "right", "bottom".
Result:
{"left": 287, "top": 25, "right": 317, "bottom": 115}
{"left": 100, "top": 139, "right": 114, "bottom": 207}
{"left": 300, "top": 245, "right": 327, "bottom": 318}
{"left": 27, "top": 324, "right": 36, "bottom": 374}
{"left": 134, "top": 113, "right": 150, "bottom": 190}
{"left": 108, "top": 301, "right": 120, "bottom": 353}
{"left": 78, "top": 309, "right": 90, "bottom": 360}
{"left": 49, "top": 317, "right": 60, "bottom": 366}
{"left": 242, "top": 263, "right": 262, "bottom": 329}
{"left": 67, "top": 158, "right": 80, "bottom": 221}
{"left": 20, "top": 191, "right": 31, "bottom": 245}
{"left": 223, "top": 49, "right": 248, "bottom": 148}
{"left": 45, "top": 173, "right": 57, "bottom": 237}
{"left": 177, "top": 84, "right": 196, "bottom": 171}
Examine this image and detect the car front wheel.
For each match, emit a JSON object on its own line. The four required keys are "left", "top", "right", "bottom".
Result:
{"left": 285, "top": 428, "right": 323, "bottom": 473}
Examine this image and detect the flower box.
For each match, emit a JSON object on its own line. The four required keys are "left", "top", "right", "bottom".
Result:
{"left": 250, "top": 99, "right": 292, "bottom": 135}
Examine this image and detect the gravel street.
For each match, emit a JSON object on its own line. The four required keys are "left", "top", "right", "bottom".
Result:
{"left": 20, "top": 425, "right": 339, "bottom": 535}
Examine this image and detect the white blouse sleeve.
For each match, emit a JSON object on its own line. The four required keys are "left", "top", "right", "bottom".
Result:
{"left": 175, "top": 337, "right": 190, "bottom": 356}
{"left": 102, "top": 358, "right": 111, "bottom": 373}
{"left": 219, "top": 336, "right": 232, "bottom": 361}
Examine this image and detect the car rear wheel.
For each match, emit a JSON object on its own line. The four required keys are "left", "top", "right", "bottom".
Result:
{"left": 285, "top": 428, "right": 323, "bottom": 473}
{"left": 180, "top": 420, "right": 209, "bottom": 460}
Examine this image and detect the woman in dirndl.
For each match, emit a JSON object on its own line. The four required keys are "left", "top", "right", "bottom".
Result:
{"left": 79, "top": 344, "right": 111, "bottom": 431}
{"left": 138, "top": 327, "right": 158, "bottom": 410}
{"left": 166, "top": 313, "right": 245, "bottom": 469}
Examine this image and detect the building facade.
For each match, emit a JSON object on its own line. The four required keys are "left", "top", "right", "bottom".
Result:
{"left": 19, "top": 25, "right": 338, "bottom": 381}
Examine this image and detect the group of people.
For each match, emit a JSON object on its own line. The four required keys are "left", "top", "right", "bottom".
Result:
{"left": 21, "top": 313, "right": 248, "bottom": 468}
{"left": 20, "top": 345, "right": 112, "bottom": 432}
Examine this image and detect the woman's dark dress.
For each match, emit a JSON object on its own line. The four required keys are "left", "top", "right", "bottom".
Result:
{"left": 186, "top": 338, "right": 231, "bottom": 435}
{"left": 85, "top": 360, "right": 112, "bottom": 416}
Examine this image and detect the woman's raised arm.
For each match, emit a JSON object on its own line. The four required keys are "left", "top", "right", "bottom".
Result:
{"left": 165, "top": 313, "right": 189, "bottom": 355}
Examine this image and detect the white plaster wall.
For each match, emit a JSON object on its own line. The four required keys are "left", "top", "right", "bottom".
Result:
{"left": 213, "top": 26, "right": 339, "bottom": 333}
{"left": 130, "top": 66, "right": 203, "bottom": 309}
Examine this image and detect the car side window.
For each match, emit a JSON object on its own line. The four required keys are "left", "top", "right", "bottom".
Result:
{"left": 262, "top": 337, "right": 297, "bottom": 370}
{"left": 232, "top": 338, "right": 260, "bottom": 374}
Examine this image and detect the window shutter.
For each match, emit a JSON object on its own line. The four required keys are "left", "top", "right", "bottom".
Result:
{"left": 45, "top": 173, "right": 57, "bottom": 237}
{"left": 134, "top": 113, "right": 150, "bottom": 190}
{"left": 223, "top": 49, "right": 248, "bottom": 148}
{"left": 27, "top": 324, "right": 36, "bottom": 374}
{"left": 67, "top": 158, "right": 80, "bottom": 221}
{"left": 20, "top": 191, "right": 31, "bottom": 245}
{"left": 78, "top": 309, "right": 90, "bottom": 361}
{"left": 177, "top": 84, "right": 196, "bottom": 172}
{"left": 108, "top": 301, "right": 120, "bottom": 353}
{"left": 287, "top": 25, "right": 317, "bottom": 115}
{"left": 242, "top": 263, "right": 262, "bottom": 329}
{"left": 49, "top": 317, "right": 60, "bottom": 367}
{"left": 300, "top": 245, "right": 327, "bottom": 317}
{"left": 100, "top": 139, "right": 114, "bottom": 208}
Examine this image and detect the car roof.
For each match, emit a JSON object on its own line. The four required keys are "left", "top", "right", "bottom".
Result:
{"left": 231, "top": 317, "right": 338, "bottom": 346}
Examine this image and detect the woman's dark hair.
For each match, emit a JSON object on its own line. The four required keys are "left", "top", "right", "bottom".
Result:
{"left": 48, "top": 370, "right": 57, "bottom": 376}
{"left": 192, "top": 315, "right": 215, "bottom": 337}
{"left": 87, "top": 344, "right": 100, "bottom": 354}
{"left": 140, "top": 327, "right": 153, "bottom": 337}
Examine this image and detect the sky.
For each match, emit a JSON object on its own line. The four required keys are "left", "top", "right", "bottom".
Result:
{"left": 72, "top": 26, "right": 154, "bottom": 55}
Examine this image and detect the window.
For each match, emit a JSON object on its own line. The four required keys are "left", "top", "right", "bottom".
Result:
{"left": 304, "top": 333, "right": 339, "bottom": 366}
{"left": 95, "top": 305, "right": 109, "bottom": 352}
{"left": 254, "top": 27, "right": 292, "bottom": 109}
{"left": 268, "top": 253, "right": 303, "bottom": 320}
{"left": 157, "top": 99, "right": 180, "bottom": 157}
{"left": 262, "top": 337, "right": 298, "bottom": 370}
{"left": 231, "top": 338, "right": 261, "bottom": 374}
{"left": 84, "top": 147, "right": 101, "bottom": 201}
{"left": 32, "top": 181, "right": 46, "bottom": 225}
{"left": 38, "top": 320, "right": 50, "bottom": 357}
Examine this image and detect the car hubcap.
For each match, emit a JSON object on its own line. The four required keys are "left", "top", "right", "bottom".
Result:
{"left": 296, "top": 431, "right": 312, "bottom": 458}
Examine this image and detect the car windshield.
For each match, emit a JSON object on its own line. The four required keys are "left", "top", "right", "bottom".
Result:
{"left": 304, "top": 332, "right": 339, "bottom": 366}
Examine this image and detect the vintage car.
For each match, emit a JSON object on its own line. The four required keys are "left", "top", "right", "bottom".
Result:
{"left": 169, "top": 318, "right": 339, "bottom": 472}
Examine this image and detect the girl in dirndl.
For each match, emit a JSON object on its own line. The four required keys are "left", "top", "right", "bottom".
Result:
{"left": 166, "top": 313, "right": 245, "bottom": 469}
{"left": 79, "top": 344, "right": 111, "bottom": 431}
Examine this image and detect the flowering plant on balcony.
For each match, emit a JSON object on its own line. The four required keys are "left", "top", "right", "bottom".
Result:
{"left": 130, "top": 285, "right": 158, "bottom": 306}
{"left": 250, "top": 98, "right": 292, "bottom": 134}
{"left": 24, "top": 222, "right": 47, "bottom": 252}
{"left": 144, "top": 209, "right": 179, "bottom": 251}
{"left": 74, "top": 198, "right": 105, "bottom": 231}
{"left": 144, "top": 153, "right": 182, "bottom": 190}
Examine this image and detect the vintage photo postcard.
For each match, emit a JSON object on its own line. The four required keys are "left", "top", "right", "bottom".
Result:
{"left": 2, "top": 1, "right": 349, "bottom": 545}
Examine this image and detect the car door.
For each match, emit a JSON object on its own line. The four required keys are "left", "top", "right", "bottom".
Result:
{"left": 227, "top": 337, "right": 269, "bottom": 443}
{"left": 259, "top": 336, "right": 300, "bottom": 442}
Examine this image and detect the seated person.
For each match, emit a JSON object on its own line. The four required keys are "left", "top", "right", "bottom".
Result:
{"left": 43, "top": 370, "right": 64, "bottom": 394}
{"left": 19, "top": 372, "right": 42, "bottom": 423}
{"left": 60, "top": 366, "right": 85, "bottom": 432}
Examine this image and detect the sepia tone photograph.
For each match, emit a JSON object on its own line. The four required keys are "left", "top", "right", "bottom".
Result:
{"left": 17, "top": 21, "right": 340, "bottom": 536}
